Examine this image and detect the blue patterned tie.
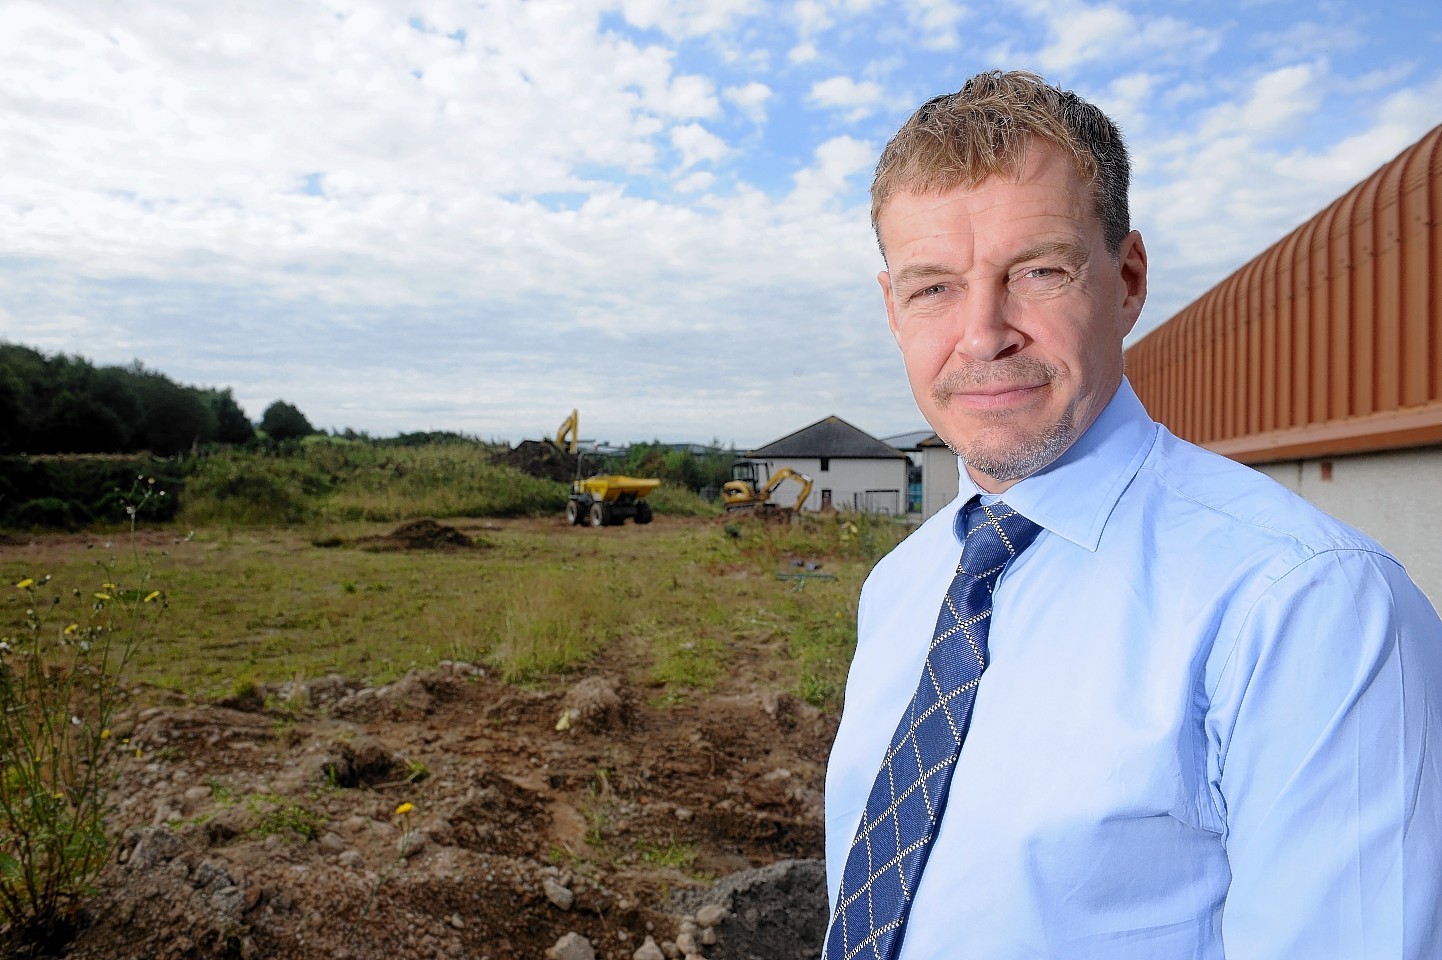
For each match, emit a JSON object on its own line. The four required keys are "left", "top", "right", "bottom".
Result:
{"left": 823, "top": 499, "right": 1043, "bottom": 960}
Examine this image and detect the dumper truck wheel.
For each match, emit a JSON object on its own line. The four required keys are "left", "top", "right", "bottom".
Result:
{"left": 589, "top": 502, "right": 607, "bottom": 527}
{"left": 565, "top": 500, "right": 583, "bottom": 525}
{"left": 635, "top": 502, "right": 653, "bottom": 525}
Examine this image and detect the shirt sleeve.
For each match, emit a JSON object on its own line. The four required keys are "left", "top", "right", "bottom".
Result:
{"left": 1206, "top": 547, "right": 1442, "bottom": 959}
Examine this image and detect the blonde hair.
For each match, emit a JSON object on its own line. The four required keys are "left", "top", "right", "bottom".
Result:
{"left": 871, "top": 70, "right": 1131, "bottom": 256}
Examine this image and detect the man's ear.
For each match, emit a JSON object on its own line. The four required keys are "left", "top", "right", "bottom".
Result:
{"left": 1117, "top": 231, "right": 1148, "bottom": 337}
{"left": 879, "top": 270, "right": 900, "bottom": 344}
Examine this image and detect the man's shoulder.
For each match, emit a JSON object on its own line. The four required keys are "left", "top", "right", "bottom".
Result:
{"left": 1137, "top": 427, "right": 1388, "bottom": 561}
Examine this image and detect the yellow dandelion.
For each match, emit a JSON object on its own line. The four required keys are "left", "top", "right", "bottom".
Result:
{"left": 102, "top": 582, "right": 117, "bottom": 590}
{"left": 101, "top": 729, "right": 111, "bottom": 740}
{"left": 135, "top": 747, "right": 143, "bottom": 758}
{"left": 94, "top": 593, "right": 111, "bottom": 601}
{"left": 64, "top": 623, "right": 79, "bottom": 635}
{"left": 394, "top": 802, "right": 415, "bottom": 816}
{"left": 143, "top": 590, "right": 162, "bottom": 603}
{"left": 16, "top": 578, "right": 33, "bottom": 589}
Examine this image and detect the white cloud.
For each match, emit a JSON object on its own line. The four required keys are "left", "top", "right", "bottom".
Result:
{"left": 723, "top": 81, "right": 772, "bottom": 124}
{"left": 905, "top": 0, "right": 969, "bottom": 51}
{"left": 674, "top": 170, "right": 715, "bottom": 193}
{"left": 616, "top": 0, "right": 764, "bottom": 39}
{"left": 788, "top": 41, "right": 820, "bottom": 64}
{"left": 786, "top": 135, "right": 875, "bottom": 210}
{"left": 1001, "top": 0, "right": 1220, "bottom": 74}
{"left": 808, "top": 75, "right": 884, "bottom": 121}
{"left": 670, "top": 123, "right": 730, "bottom": 169}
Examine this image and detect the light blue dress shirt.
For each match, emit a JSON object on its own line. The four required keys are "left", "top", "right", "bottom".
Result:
{"left": 825, "top": 379, "right": 1442, "bottom": 959}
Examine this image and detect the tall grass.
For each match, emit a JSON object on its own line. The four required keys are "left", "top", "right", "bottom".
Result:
{"left": 180, "top": 441, "right": 566, "bottom": 527}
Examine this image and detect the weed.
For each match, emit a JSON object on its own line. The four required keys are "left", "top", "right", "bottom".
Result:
{"left": 0, "top": 477, "right": 167, "bottom": 951}
{"left": 207, "top": 778, "right": 235, "bottom": 806}
{"left": 635, "top": 837, "right": 698, "bottom": 869}
{"left": 245, "top": 794, "right": 326, "bottom": 841}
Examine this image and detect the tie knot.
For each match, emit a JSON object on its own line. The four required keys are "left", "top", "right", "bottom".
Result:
{"left": 960, "top": 500, "right": 1042, "bottom": 582}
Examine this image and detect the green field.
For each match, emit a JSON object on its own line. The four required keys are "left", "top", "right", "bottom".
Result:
{"left": 0, "top": 512, "right": 906, "bottom": 710}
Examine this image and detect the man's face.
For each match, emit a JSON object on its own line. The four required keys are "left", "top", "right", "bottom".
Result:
{"left": 877, "top": 141, "right": 1148, "bottom": 493}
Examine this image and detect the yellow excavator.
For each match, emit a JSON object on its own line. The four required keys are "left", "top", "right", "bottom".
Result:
{"left": 721, "top": 461, "right": 813, "bottom": 519}
{"left": 556, "top": 410, "right": 659, "bottom": 527}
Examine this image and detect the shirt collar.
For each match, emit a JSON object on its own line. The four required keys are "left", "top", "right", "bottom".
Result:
{"left": 956, "top": 377, "right": 1158, "bottom": 552}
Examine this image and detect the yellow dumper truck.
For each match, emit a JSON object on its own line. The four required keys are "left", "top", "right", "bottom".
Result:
{"left": 556, "top": 410, "right": 659, "bottom": 527}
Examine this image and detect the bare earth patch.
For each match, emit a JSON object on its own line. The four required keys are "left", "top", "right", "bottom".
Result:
{"left": 62, "top": 661, "right": 832, "bottom": 960}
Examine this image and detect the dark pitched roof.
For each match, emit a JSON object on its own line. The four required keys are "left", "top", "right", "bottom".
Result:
{"left": 746, "top": 416, "right": 908, "bottom": 459}
{"left": 918, "top": 433, "right": 948, "bottom": 448}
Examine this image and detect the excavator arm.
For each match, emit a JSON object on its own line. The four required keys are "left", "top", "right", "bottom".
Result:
{"left": 763, "top": 467, "right": 813, "bottom": 513}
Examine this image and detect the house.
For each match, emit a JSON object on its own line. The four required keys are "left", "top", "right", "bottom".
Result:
{"left": 1125, "top": 123, "right": 1442, "bottom": 604}
{"left": 742, "top": 416, "right": 911, "bottom": 514}
{"left": 918, "top": 434, "right": 960, "bottom": 519}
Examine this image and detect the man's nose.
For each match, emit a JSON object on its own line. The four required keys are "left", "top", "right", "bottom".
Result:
{"left": 953, "top": 288, "right": 1024, "bottom": 361}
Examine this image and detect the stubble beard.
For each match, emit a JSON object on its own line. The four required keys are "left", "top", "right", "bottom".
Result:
{"left": 930, "top": 357, "right": 1078, "bottom": 484}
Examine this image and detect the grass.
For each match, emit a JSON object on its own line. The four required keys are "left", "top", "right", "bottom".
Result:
{"left": 0, "top": 512, "right": 909, "bottom": 710}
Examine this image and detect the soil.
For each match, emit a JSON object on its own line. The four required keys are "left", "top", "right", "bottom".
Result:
{"left": 16, "top": 519, "right": 837, "bottom": 960}
{"left": 492, "top": 441, "right": 579, "bottom": 484}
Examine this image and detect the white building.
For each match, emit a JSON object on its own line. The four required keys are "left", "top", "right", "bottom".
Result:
{"left": 743, "top": 416, "right": 911, "bottom": 515}
{"left": 918, "top": 434, "right": 961, "bottom": 520}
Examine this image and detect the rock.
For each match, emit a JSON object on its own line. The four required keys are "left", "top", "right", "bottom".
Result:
{"left": 211, "top": 885, "right": 247, "bottom": 919}
{"left": 673, "top": 807, "right": 693, "bottom": 822}
{"left": 127, "top": 826, "right": 183, "bottom": 871}
{"left": 316, "top": 735, "right": 400, "bottom": 788}
{"left": 700, "top": 928, "right": 717, "bottom": 946}
{"left": 669, "top": 859, "right": 827, "bottom": 960}
{"left": 546, "top": 932, "right": 595, "bottom": 960}
{"left": 633, "top": 936, "right": 666, "bottom": 960}
{"left": 338, "top": 850, "right": 364, "bottom": 869}
{"left": 544, "top": 878, "right": 575, "bottom": 910}
{"left": 318, "top": 832, "right": 348, "bottom": 855}
{"left": 662, "top": 942, "right": 680, "bottom": 959}
{"left": 449, "top": 912, "right": 465, "bottom": 929}
{"left": 675, "top": 931, "right": 698, "bottom": 955}
{"left": 559, "top": 676, "right": 627, "bottom": 730}
{"left": 696, "top": 905, "right": 728, "bottom": 928}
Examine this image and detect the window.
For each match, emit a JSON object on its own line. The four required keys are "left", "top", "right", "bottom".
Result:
{"left": 820, "top": 457, "right": 830, "bottom": 471}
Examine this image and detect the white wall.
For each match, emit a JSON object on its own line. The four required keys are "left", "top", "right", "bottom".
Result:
{"left": 1253, "top": 446, "right": 1442, "bottom": 609}
{"left": 764, "top": 457, "right": 909, "bottom": 514}
{"left": 922, "top": 446, "right": 961, "bottom": 519}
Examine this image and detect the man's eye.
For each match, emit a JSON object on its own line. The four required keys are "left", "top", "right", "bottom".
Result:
{"left": 1012, "top": 267, "right": 1068, "bottom": 289}
{"left": 912, "top": 283, "right": 947, "bottom": 299}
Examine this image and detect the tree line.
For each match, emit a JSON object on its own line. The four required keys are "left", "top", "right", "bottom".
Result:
{"left": 0, "top": 343, "right": 320, "bottom": 455}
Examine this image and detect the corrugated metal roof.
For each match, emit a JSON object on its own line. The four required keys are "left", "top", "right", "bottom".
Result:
{"left": 1126, "top": 122, "right": 1442, "bottom": 463}
{"left": 747, "top": 416, "right": 908, "bottom": 459}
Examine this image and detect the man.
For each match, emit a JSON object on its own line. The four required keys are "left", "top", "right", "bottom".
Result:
{"left": 823, "top": 71, "right": 1442, "bottom": 959}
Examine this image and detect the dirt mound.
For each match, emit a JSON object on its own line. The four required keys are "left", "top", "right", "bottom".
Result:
{"left": 494, "top": 439, "right": 578, "bottom": 483}
{"left": 51, "top": 667, "right": 835, "bottom": 960}
{"left": 355, "top": 519, "right": 479, "bottom": 551}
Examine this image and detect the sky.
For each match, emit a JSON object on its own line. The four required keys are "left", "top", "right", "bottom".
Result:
{"left": 2, "top": 0, "right": 1440, "bottom": 449}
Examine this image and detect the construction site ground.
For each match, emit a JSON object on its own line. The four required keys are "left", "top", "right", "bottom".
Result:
{"left": 4, "top": 516, "right": 851, "bottom": 960}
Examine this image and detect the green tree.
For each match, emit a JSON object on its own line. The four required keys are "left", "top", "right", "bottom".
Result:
{"left": 130, "top": 370, "right": 218, "bottom": 454}
{"left": 202, "top": 388, "right": 255, "bottom": 445}
{"left": 260, "top": 400, "right": 315, "bottom": 442}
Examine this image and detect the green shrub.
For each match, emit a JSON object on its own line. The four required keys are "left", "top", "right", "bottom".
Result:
{"left": 646, "top": 483, "right": 721, "bottom": 518}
